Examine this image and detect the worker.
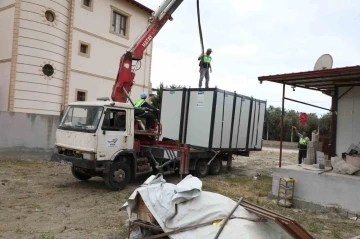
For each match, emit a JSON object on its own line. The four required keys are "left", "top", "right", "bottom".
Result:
{"left": 198, "top": 48, "right": 212, "bottom": 88}
{"left": 292, "top": 126, "right": 310, "bottom": 164}
{"left": 134, "top": 92, "right": 159, "bottom": 130}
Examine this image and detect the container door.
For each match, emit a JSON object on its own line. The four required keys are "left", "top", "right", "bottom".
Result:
{"left": 221, "top": 92, "right": 234, "bottom": 149}
{"left": 160, "top": 89, "right": 186, "bottom": 141}
{"left": 212, "top": 91, "right": 224, "bottom": 149}
{"left": 236, "top": 98, "right": 251, "bottom": 149}
{"left": 186, "top": 90, "right": 214, "bottom": 148}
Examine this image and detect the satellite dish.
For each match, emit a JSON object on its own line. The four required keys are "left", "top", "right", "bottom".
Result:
{"left": 314, "top": 54, "right": 333, "bottom": 70}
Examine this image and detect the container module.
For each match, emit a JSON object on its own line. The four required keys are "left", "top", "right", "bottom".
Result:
{"left": 160, "top": 88, "right": 266, "bottom": 153}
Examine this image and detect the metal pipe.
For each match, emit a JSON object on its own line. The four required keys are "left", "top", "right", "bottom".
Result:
{"left": 122, "top": 87, "right": 135, "bottom": 106}
{"left": 279, "top": 84, "right": 285, "bottom": 168}
{"left": 284, "top": 97, "right": 332, "bottom": 112}
{"left": 214, "top": 197, "right": 243, "bottom": 239}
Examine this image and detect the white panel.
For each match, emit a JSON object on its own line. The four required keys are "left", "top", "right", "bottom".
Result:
{"left": 19, "top": 28, "right": 67, "bottom": 47}
{"left": 336, "top": 87, "right": 355, "bottom": 154}
{"left": 160, "top": 90, "right": 184, "bottom": 141}
{"left": 336, "top": 86, "right": 360, "bottom": 155}
{"left": 17, "top": 55, "right": 66, "bottom": 72}
{"left": 20, "top": 1, "right": 69, "bottom": 24}
{"left": 16, "top": 64, "right": 65, "bottom": 80}
{"left": 14, "top": 90, "right": 63, "bottom": 103}
{"left": 237, "top": 98, "right": 251, "bottom": 149}
{"left": 221, "top": 93, "right": 234, "bottom": 148}
{"left": 15, "top": 81, "right": 63, "bottom": 95}
{"left": 186, "top": 91, "right": 214, "bottom": 148}
{"left": 18, "top": 37, "right": 66, "bottom": 56}
{"left": 231, "top": 96, "right": 242, "bottom": 148}
{"left": 255, "top": 102, "right": 266, "bottom": 149}
{"left": 212, "top": 91, "right": 224, "bottom": 148}
{"left": 18, "top": 46, "right": 66, "bottom": 63}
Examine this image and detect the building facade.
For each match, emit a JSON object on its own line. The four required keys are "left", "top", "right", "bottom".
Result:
{"left": 0, "top": 0, "right": 154, "bottom": 116}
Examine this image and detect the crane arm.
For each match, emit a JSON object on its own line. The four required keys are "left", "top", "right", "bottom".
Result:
{"left": 111, "top": 0, "right": 184, "bottom": 103}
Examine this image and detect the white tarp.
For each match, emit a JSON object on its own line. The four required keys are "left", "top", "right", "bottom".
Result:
{"left": 121, "top": 174, "right": 293, "bottom": 239}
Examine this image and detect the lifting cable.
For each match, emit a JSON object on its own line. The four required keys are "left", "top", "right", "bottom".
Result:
{"left": 197, "top": 0, "right": 205, "bottom": 56}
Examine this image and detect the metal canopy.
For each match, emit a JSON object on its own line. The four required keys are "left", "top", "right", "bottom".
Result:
{"left": 258, "top": 65, "right": 360, "bottom": 92}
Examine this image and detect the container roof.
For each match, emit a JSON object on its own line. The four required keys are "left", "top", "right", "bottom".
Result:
{"left": 258, "top": 65, "right": 360, "bottom": 92}
{"left": 123, "top": 0, "right": 153, "bottom": 14}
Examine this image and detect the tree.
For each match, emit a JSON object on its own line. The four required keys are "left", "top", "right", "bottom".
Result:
{"left": 263, "top": 105, "right": 331, "bottom": 142}
{"left": 319, "top": 112, "right": 331, "bottom": 138}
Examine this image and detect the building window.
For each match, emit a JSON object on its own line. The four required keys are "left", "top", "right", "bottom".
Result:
{"left": 110, "top": 6, "right": 130, "bottom": 39}
{"left": 45, "top": 10, "right": 55, "bottom": 22}
{"left": 42, "top": 64, "right": 54, "bottom": 76}
{"left": 83, "top": 0, "right": 90, "bottom": 7}
{"left": 76, "top": 90, "right": 87, "bottom": 101}
{"left": 102, "top": 109, "right": 126, "bottom": 131}
{"left": 81, "top": 0, "right": 93, "bottom": 11}
{"left": 78, "top": 41, "right": 91, "bottom": 57}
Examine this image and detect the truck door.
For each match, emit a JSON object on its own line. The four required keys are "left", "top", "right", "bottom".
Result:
{"left": 97, "top": 108, "right": 133, "bottom": 160}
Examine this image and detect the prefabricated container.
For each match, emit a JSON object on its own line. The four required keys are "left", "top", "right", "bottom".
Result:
{"left": 160, "top": 88, "right": 266, "bottom": 153}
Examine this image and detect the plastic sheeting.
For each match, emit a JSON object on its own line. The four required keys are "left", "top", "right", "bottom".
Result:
{"left": 121, "top": 174, "right": 293, "bottom": 239}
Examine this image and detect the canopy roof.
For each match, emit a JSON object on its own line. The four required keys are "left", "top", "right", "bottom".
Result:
{"left": 258, "top": 66, "right": 360, "bottom": 92}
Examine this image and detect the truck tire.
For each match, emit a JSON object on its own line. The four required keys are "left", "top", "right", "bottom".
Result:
{"left": 195, "top": 159, "right": 209, "bottom": 178}
{"left": 71, "top": 167, "right": 92, "bottom": 181}
{"left": 104, "top": 162, "right": 131, "bottom": 190}
{"left": 209, "top": 157, "right": 222, "bottom": 175}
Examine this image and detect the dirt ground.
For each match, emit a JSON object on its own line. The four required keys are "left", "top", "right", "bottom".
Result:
{"left": 0, "top": 150, "right": 359, "bottom": 239}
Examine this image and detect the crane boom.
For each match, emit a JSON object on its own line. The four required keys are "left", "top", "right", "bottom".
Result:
{"left": 111, "top": 0, "right": 184, "bottom": 103}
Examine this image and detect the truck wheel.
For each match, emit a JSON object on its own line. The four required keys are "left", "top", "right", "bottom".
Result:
{"left": 195, "top": 159, "right": 209, "bottom": 178}
{"left": 209, "top": 157, "right": 222, "bottom": 175}
{"left": 71, "top": 167, "right": 92, "bottom": 181}
{"left": 104, "top": 162, "right": 131, "bottom": 190}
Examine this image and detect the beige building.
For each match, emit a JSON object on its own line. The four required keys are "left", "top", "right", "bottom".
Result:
{"left": 0, "top": 0, "right": 154, "bottom": 116}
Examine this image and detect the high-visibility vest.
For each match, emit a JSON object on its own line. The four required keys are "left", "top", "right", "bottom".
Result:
{"left": 203, "top": 55, "right": 212, "bottom": 63}
{"left": 134, "top": 99, "right": 145, "bottom": 108}
{"left": 299, "top": 137, "right": 309, "bottom": 145}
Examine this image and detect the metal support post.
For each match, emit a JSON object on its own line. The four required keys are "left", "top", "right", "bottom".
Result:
{"left": 279, "top": 84, "right": 285, "bottom": 168}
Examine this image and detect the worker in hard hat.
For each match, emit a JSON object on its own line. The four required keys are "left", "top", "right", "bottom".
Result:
{"left": 198, "top": 48, "right": 212, "bottom": 88}
{"left": 134, "top": 92, "right": 159, "bottom": 130}
{"left": 292, "top": 126, "right": 310, "bottom": 164}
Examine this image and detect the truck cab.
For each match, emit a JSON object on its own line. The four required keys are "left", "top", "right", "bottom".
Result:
{"left": 52, "top": 100, "right": 141, "bottom": 190}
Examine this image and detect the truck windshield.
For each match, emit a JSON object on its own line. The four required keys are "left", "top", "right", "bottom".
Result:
{"left": 59, "top": 106, "right": 103, "bottom": 133}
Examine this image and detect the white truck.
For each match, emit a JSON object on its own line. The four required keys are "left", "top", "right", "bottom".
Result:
{"left": 51, "top": 0, "right": 266, "bottom": 190}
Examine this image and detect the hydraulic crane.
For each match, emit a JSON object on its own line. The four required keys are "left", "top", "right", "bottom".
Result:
{"left": 111, "top": 0, "right": 184, "bottom": 104}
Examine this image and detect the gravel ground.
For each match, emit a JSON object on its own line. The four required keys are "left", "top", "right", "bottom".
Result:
{"left": 0, "top": 149, "right": 358, "bottom": 239}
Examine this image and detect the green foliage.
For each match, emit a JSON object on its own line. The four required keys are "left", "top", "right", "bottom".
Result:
{"left": 263, "top": 106, "right": 331, "bottom": 142}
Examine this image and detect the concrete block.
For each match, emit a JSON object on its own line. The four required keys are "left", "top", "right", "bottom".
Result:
{"left": 303, "top": 158, "right": 315, "bottom": 165}
{"left": 272, "top": 165, "right": 360, "bottom": 214}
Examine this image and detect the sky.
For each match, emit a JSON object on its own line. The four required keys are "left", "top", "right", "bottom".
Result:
{"left": 137, "top": 0, "right": 360, "bottom": 116}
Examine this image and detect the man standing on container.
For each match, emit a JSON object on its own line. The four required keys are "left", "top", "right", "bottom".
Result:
{"left": 292, "top": 126, "right": 310, "bottom": 164}
{"left": 198, "top": 48, "right": 212, "bottom": 88}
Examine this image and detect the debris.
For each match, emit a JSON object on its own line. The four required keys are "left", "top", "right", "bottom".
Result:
{"left": 121, "top": 174, "right": 313, "bottom": 239}
{"left": 331, "top": 157, "right": 360, "bottom": 175}
{"left": 350, "top": 217, "right": 358, "bottom": 221}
